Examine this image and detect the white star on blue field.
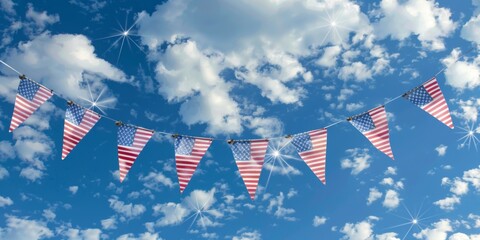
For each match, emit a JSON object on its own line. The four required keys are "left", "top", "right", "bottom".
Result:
{"left": 1, "top": 0, "right": 480, "bottom": 239}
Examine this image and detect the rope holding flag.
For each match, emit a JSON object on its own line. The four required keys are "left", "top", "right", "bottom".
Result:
{"left": 62, "top": 102, "right": 101, "bottom": 160}
{"left": 291, "top": 129, "right": 327, "bottom": 184}
{"left": 403, "top": 77, "right": 454, "bottom": 129}
{"left": 10, "top": 78, "right": 53, "bottom": 132}
{"left": 117, "top": 124, "right": 153, "bottom": 182}
{"left": 349, "top": 106, "right": 394, "bottom": 160}
{"left": 174, "top": 135, "right": 212, "bottom": 193}
{"left": 229, "top": 139, "right": 269, "bottom": 200}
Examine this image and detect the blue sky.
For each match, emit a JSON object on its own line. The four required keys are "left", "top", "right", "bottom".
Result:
{"left": 0, "top": 0, "right": 480, "bottom": 239}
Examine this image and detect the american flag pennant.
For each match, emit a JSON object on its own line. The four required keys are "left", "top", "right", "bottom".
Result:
{"left": 291, "top": 129, "right": 327, "bottom": 184}
{"left": 62, "top": 103, "right": 100, "bottom": 160}
{"left": 403, "top": 77, "right": 454, "bottom": 129}
{"left": 10, "top": 79, "right": 53, "bottom": 132}
{"left": 229, "top": 139, "right": 269, "bottom": 200}
{"left": 117, "top": 124, "right": 153, "bottom": 182}
{"left": 349, "top": 106, "right": 394, "bottom": 159}
{"left": 174, "top": 136, "right": 212, "bottom": 193}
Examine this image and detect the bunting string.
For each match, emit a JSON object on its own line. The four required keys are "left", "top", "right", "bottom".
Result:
{"left": 0, "top": 46, "right": 477, "bottom": 198}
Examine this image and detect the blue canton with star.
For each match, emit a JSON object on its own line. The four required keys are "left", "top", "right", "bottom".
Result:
{"left": 351, "top": 113, "right": 376, "bottom": 132}
{"left": 65, "top": 104, "right": 86, "bottom": 126}
{"left": 118, "top": 125, "right": 136, "bottom": 146}
{"left": 18, "top": 79, "right": 40, "bottom": 101}
{"left": 291, "top": 133, "right": 313, "bottom": 153}
{"left": 404, "top": 86, "right": 433, "bottom": 107}
{"left": 230, "top": 141, "right": 251, "bottom": 161}
{"left": 175, "top": 136, "right": 195, "bottom": 155}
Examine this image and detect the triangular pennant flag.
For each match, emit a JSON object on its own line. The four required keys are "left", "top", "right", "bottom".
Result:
{"left": 62, "top": 103, "right": 100, "bottom": 160}
{"left": 117, "top": 125, "right": 153, "bottom": 182}
{"left": 10, "top": 79, "right": 53, "bottom": 132}
{"left": 403, "top": 77, "right": 454, "bottom": 129}
{"left": 349, "top": 106, "right": 394, "bottom": 159}
{"left": 174, "top": 136, "right": 212, "bottom": 193}
{"left": 230, "top": 139, "right": 268, "bottom": 200}
{"left": 291, "top": 129, "right": 327, "bottom": 184}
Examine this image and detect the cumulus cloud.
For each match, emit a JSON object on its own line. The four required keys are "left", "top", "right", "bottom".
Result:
{"left": 0, "top": 215, "right": 53, "bottom": 240}
{"left": 25, "top": 3, "right": 59, "bottom": 31}
{"left": 461, "top": 14, "right": 480, "bottom": 44}
{"left": 61, "top": 227, "right": 102, "bottom": 240}
{"left": 436, "top": 145, "right": 448, "bottom": 156}
{"left": 100, "top": 216, "right": 117, "bottom": 230}
{"left": 153, "top": 188, "right": 222, "bottom": 227}
{"left": 0, "top": 195, "right": 13, "bottom": 207}
{"left": 117, "top": 232, "right": 162, "bottom": 240}
{"left": 136, "top": 0, "right": 387, "bottom": 135}
{"left": 108, "top": 197, "right": 146, "bottom": 220}
{"left": 441, "top": 49, "right": 480, "bottom": 91}
{"left": 138, "top": 171, "right": 175, "bottom": 191}
{"left": 367, "top": 188, "right": 383, "bottom": 205}
{"left": 69, "top": 186, "right": 79, "bottom": 195}
{"left": 265, "top": 192, "right": 296, "bottom": 221}
{"left": 2, "top": 32, "right": 129, "bottom": 105}
{"left": 341, "top": 148, "right": 371, "bottom": 175}
{"left": 434, "top": 195, "right": 460, "bottom": 210}
{"left": 232, "top": 229, "right": 261, "bottom": 240}
{"left": 413, "top": 219, "right": 452, "bottom": 239}
{"left": 374, "top": 0, "right": 457, "bottom": 50}
{"left": 0, "top": 0, "right": 15, "bottom": 14}
{"left": 313, "top": 216, "right": 327, "bottom": 227}
{"left": 382, "top": 189, "right": 400, "bottom": 209}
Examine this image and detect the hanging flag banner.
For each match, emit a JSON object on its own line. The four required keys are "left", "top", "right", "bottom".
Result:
{"left": 10, "top": 78, "right": 53, "bottom": 132}
{"left": 230, "top": 139, "right": 268, "bottom": 200}
{"left": 403, "top": 77, "right": 454, "bottom": 129}
{"left": 291, "top": 129, "right": 327, "bottom": 184}
{"left": 174, "top": 136, "right": 212, "bottom": 193}
{"left": 117, "top": 124, "right": 153, "bottom": 182}
{"left": 349, "top": 106, "right": 394, "bottom": 159}
{"left": 62, "top": 103, "right": 101, "bottom": 160}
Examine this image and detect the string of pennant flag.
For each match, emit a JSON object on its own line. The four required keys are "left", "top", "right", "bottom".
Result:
{"left": 0, "top": 55, "right": 462, "bottom": 200}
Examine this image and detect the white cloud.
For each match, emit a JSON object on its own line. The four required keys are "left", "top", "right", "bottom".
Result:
{"left": 341, "top": 219, "right": 374, "bottom": 240}
{"left": 442, "top": 49, "right": 480, "bottom": 91}
{"left": 434, "top": 195, "right": 460, "bottom": 210}
{"left": 468, "top": 214, "right": 480, "bottom": 228}
{"left": 385, "top": 167, "right": 397, "bottom": 175}
{"left": 317, "top": 46, "right": 342, "bottom": 67}
{"left": 0, "top": 141, "right": 15, "bottom": 159}
{"left": 380, "top": 178, "right": 394, "bottom": 186}
{"left": 62, "top": 228, "right": 102, "bottom": 240}
{"left": 453, "top": 98, "right": 480, "bottom": 123}
{"left": 101, "top": 216, "right": 117, "bottom": 230}
{"left": 450, "top": 179, "right": 469, "bottom": 196}
{"left": 383, "top": 190, "right": 400, "bottom": 209}
{"left": 0, "top": 166, "right": 9, "bottom": 180}
{"left": 42, "top": 209, "right": 55, "bottom": 221}
{"left": 69, "top": 186, "right": 79, "bottom": 195}
{"left": 414, "top": 219, "right": 452, "bottom": 240}
{"left": 367, "top": 188, "right": 383, "bottom": 205}
{"left": 462, "top": 166, "right": 480, "bottom": 191}
{"left": 139, "top": 171, "right": 175, "bottom": 191}
{"left": 137, "top": 0, "right": 377, "bottom": 134}
{"left": 242, "top": 116, "right": 283, "bottom": 138}
{"left": 0, "top": 0, "right": 15, "bottom": 14}
{"left": 339, "top": 62, "right": 372, "bottom": 81}
{"left": 0, "top": 195, "right": 13, "bottom": 207}
{"left": 346, "top": 102, "right": 365, "bottom": 112}
{"left": 266, "top": 192, "right": 296, "bottom": 221}
{"left": 117, "top": 232, "right": 162, "bottom": 240}
{"left": 2, "top": 32, "right": 129, "bottom": 105}
{"left": 20, "top": 167, "right": 43, "bottom": 182}
{"left": 153, "top": 188, "right": 222, "bottom": 227}
{"left": 461, "top": 14, "right": 480, "bottom": 44}
{"left": 313, "top": 216, "right": 327, "bottom": 227}
{"left": 436, "top": 145, "right": 448, "bottom": 156}
{"left": 232, "top": 229, "right": 261, "bottom": 240}
{"left": 108, "top": 197, "right": 146, "bottom": 220}
{"left": 0, "top": 215, "right": 53, "bottom": 240}
{"left": 374, "top": 0, "right": 457, "bottom": 50}
{"left": 341, "top": 148, "right": 371, "bottom": 175}
{"left": 26, "top": 3, "right": 59, "bottom": 31}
